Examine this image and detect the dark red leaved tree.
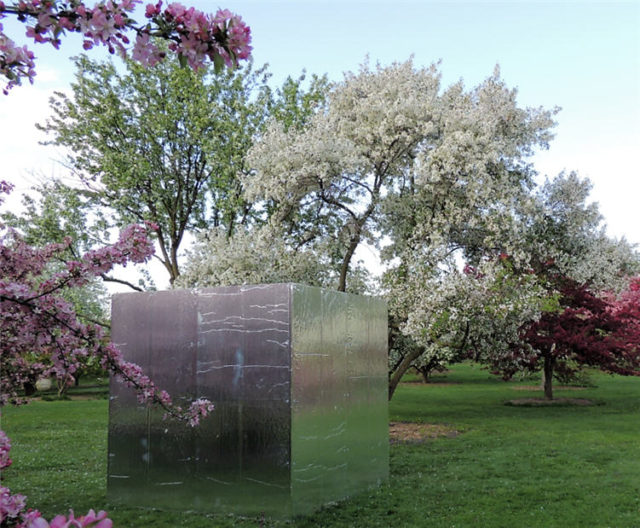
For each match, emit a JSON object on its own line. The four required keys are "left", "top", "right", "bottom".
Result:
{"left": 492, "top": 274, "right": 640, "bottom": 399}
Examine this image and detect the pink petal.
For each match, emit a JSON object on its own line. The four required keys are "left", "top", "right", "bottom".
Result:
{"left": 49, "top": 515, "right": 70, "bottom": 528}
{"left": 27, "top": 517, "right": 51, "bottom": 528}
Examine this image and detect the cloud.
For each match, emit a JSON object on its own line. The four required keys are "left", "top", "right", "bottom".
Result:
{"left": 0, "top": 81, "right": 71, "bottom": 190}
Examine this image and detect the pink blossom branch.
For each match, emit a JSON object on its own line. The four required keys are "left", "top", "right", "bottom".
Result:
{"left": 1, "top": 184, "right": 214, "bottom": 426}
{"left": 0, "top": 1, "right": 252, "bottom": 93}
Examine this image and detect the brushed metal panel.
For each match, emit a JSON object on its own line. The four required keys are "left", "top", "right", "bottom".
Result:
{"left": 193, "top": 284, "right": 291, "bottom": 515}
{"left": 345, "top": 294, "right": 389, "bottom": 492}
{"left": 108, "top": 284, "right": 386, "bottom": 518}
{"left": 108, "top": 285, "right": 293, "bottom": 516}
{"left": 145, "top": 291, "right": 198, "bottom": 507}
{"left": 108, "top": 292, "right": 153, "bottom": 502}
{"left": 290, "top": 286, "right": 388, "bottom": 516}
{"left": 290, "top": 286, "right": 348, "bottom": 514}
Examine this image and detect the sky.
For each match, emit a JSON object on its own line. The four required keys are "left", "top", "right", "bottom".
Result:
{"left": 0, "top": 0, "right": 638, "bottom": 286}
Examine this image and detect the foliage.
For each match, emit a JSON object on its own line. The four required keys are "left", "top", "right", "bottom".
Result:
{"left": 387, "top": 257, "right": 544, "bottom": 398}
{"left": 176, "top": 224, "right": 331, "bottom": 289}
{"left": 487, "top": 274, "right": 640, "bottom": 399}
{"left": 395, "top": 171, "right": 639, "bottom": 397}
{"left": 0, "top": 0, "right": 251, "bottom": 93}
{"left": 524, "top": 172, "right": 639, "bottom": 291}
{"left": 177, "top": 221, "right": 372, "bottom": 294}
{"left": 244, "top": 60, "right": 560, "bottom": 395}
{"left": 476, "top": 173, "right": 640, "bottom": 398}
{"left": 247, "top": 60, "right": 446, "bottom": 292}
{"left": 246, "top": 59, "right": 555, "bottom": 394}
{"left": 266, "top": 71, "right": 331, "bottom": 132}
{"left": 37, "top": 54, "right": 272, "bottom": 285}
{"left": 36, "top": 56, "right": 330, "bottom": 287}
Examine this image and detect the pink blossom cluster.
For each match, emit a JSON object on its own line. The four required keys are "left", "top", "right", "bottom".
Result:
{"left": 46, "top": 509, "right": 112, "bottom": 528}
{"left": 0, "top": 1, "right": 251, "bottom": 93}
{"left": 0, "top": 29, "right": 35, "bottom": 94}
{"left": 0, "top": 223, "right": 155, "bottom": 404}
{"left": 103, "top": 344, "right": 214, "bottom": 425}
{"left": 2, "top": 467, "right": 112, "bottom": 527}
{"left": 0, "top": 185, "right": 214, "bottom": 424}
{"left": 186, "top": 398, "right": 215, "bottom": 426}
{"left": 142, "top": 3, "right": 251, "bottom": 69}
{"left": 0, "top": 486, "right": 26, "bottom": 526}
{"left": 0, "top": 430, "right": 11, "bottom": 470}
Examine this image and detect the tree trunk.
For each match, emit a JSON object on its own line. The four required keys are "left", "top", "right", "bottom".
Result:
{"left": 416, "top": 359, "right": 440, "bottom": 383}
{"left": 388, "top": 346, "right": 425, "bottom": 400}
{"left": 337, "top": 235, "right": 360, "bottom": 292}
{"left": 543, "top": 354, "right": 554, "bottom": 400}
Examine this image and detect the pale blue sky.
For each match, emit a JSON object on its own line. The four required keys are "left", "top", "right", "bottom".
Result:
{"left": 1, "top": 0, "right": 639, "bottom": 255}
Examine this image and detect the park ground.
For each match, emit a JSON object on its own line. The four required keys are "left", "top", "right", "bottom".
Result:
{"left": 3, "top": 363, "right": 639, "bottom": 527}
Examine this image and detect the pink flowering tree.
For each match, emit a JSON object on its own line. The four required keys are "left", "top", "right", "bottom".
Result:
{"left": 0, "top": 0, "right": 251, "bottom": 93}
{"left": 0, "top": 182, "right": 215, "bottom": 526}
{"left": 0, "top": 2, "right": 251, "bottom": 525}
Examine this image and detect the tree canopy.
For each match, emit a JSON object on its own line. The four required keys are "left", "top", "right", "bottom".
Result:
{"left": 477, "top": 173, "right": 640, "bottom": 398}
{"left": 236, "top": 59, "right": 562, "bottom": 395}
{"left": 35, "top": 54, "right": 329, "bottom": 287}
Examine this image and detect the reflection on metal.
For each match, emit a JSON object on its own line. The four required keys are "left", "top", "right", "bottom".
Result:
{"left": 108, "top": 284, "right": 388, "bottom": 517}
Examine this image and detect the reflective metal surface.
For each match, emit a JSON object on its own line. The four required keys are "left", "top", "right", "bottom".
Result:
{"left": 290, "top": 285, "right": 389, "bottom": 515}
{"left": 108, "top": 284, "right": 387, "bottom": 517}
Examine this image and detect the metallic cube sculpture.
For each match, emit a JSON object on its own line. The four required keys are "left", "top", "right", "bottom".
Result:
{"left": 107, "top": 284, "right": 388, "bottom": 517}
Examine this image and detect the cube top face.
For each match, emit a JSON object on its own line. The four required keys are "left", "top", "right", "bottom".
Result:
{"left": 108, "top": 284, "right": 388, "bottom": 518}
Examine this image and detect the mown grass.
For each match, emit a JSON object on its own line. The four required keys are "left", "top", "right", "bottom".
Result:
{"left": 2, "top": 364, "right": 639, "bottom": 527}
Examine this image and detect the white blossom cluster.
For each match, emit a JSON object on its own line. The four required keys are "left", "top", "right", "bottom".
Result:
{"left": 525, "top": 172, "right": 639, "bottom": 292}
{"left": 176, "top": 225, "right": 330, "bottom": 289}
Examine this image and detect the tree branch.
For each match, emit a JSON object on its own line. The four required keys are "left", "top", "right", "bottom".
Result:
{"left": 100, "top": 273, "right": 144, "bottom": 292}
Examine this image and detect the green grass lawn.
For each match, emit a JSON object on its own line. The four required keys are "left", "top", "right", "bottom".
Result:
{"left": 2, "top": 364, "right": 640, "bottom": 527}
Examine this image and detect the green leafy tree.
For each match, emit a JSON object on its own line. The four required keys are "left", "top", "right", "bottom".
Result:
{"left": 37, "top": 53, "right": 274, "bottom": 285}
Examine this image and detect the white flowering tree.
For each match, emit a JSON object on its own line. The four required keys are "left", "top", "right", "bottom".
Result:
{"left": 237, "top": 59, "right": 558, "bottom": 396}
{"left": 385, "top": 253, "right": 546, "bottom": 398}
{"left": 523, "top": 171, "right": 639, "bottom": 291}
{"left": 245, "top": 60, "right": 444, "bottom": 292}
{"left": 181, "top": 59, "right": 639, "bottom": 397}
{"left": 390, "top": 172, "right": 639, "bottom": 397}
{"left": 176, "top": 225, "right": 332, "bottom": 288}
